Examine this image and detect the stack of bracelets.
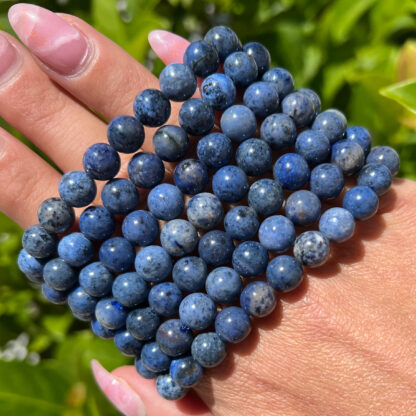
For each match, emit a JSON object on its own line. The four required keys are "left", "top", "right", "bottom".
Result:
{"left": 17, "top": 25, "right": 400, "bottom": 400}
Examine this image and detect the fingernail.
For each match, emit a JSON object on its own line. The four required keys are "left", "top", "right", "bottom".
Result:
{"left": 8, "top": 3, "right": 88, "bottom": 75}
{"left": 91, "top": 360, "right": 146, "bottom": 416}
{"left": 0, "top": 34, "right": 18, "bottom": 78}
{"left": 148, "top": 30, "right": 190, "bottom": 64}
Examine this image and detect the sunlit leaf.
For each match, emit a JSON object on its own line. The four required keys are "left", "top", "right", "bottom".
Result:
{"left": 380, "top": 80, "right": 416, "bottom": 114}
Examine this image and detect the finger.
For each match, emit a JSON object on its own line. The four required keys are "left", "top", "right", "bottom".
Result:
{"left": 148, "top": 30, "right": 191, "bottom": 66}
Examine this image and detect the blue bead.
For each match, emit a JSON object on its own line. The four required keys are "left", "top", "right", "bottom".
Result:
{"left": 319, "top": 207, "right": 355, "bottom": 243}
{"left": 147, "top": 184, "right": 184, "bottom": 220}
{"left": 179, "top": 99, "right": 215, "bottom": 136}
{"left": 59, "top": 171, "right": 97, "bottom": 208}
{"left": 141, "top": 342, "right": 172, "bottom": 372}
{"left": 240, "top": 281, "right": 276, "bottom": 317}
{"left": 266, "top": 255, "right": 304, "bottom": 292}
{"left": 174, "top": 159, "right": 208, "bottom": 195}
{"left": 281, "top": 91, "right": 315, "bottom": 128}
{"left": 91, "top": 319, "right": 116, "bottom": 339}
{"left": 258, "top": 215, "right": 296, "bottom": 252}
{"left": 170, "top": 356, "right": 204, "bottom": 388}
{"left": 191, "top": 332, "right": 227, "bottom": 368}
{"left": 41, "top": 283, "right": 68, "bottom": 305}
{"left": 248, "top": 179, "right": 284, "bottom": 216}
{"left": 197, "top": 132, "right": 233, "bottom": 169}
{"left": 273, "top": 153, "right": 310, "bottom": 190}
{"left": 331, "top": 139, "right": 365, "bottom": 175}
{"left": 232, "top": 241, "right": 268, "bottom": 278}
{"left": 22, "top": 225, "right": 57, "bottom": 259}
{"left": 133, "top": 88, "right": 171, "bottom": 127}
{"left": 38, "top": 197, "right": 75, "bottom": 234}
{"left": 204, "top": 25, "right": 242, "bottom": 62}
{"left": 156, "top": 319, "right": 193, "bottom": 357}
{"left": 236, "top": 138, "right": 273, "bottom": 176}
{"left": 135, "top": 246, "right": 172, "bottom": 283}
{"left": 107, "top": 115, "right": 144, "bottom": 154}
{"left": 212, "top": 165, "right": 249, "bottom": 203}
{"left": 114, "top": 329, "right": 143, "bottom": 357}
{"left": 153, "top": 125, "right": 189, "bottom": 162}
{"left": 309, "top": 163, "right": 344, "bottom": 200}
{"left": 99, "top": 237, "right": 135, "bottom": 273}
{"left": 101, "top": 178, "right": 139, "bottom": 215}
{"left": 95, "top": 297, "right": 128, "bottom": 330}
{"left": 159, "top": 63, "right": 197, "bottom": 101}
{"left": 312, "top": 109, "right": 347, "bottom": 144}
{"left": 18, "top": 249, "right": 45, "bottom": 283}
{"left": 58, "top": 232, "right": 93, "bottom": 267}
{"left": 295, "top": 129, "right": 331, "bottom": 165}
{"left": 243, "top": 42, "right": 271, "bottom": 76}
{"left": 135, "top": 359, "right": 159, "bottom": 379}
{"left": 205, "top": 266, "right": 242, "bottom": 303}
{"left": 220, "top": 105, "right": 257, "bottom": 143}
{"left": 186, "top": 193, "right": 223, "bottom": 230}
{"left": 126, "top": 307, "right": 160, "bottom": 341}
{"left": 156, "top": 374, "right": 189, "bottom": 400}
{"left": 68, "top": 286, "right": 98, "bottom": 320}
{"left": 262, "top": 67, "right": 295, "bottom": 100}
{"left": 172, "top": 256, "right": 207, "bottom": 292}
{"left": 298, "top": 88, "right": 321, "bottom": 116}
{"left": 243, "top": 81, "right": 279, "bottom": 118}
{"left": 79, "top": 206, "right": 115, "bottom": 241}
{"left": 215, "top": 306, "right": 251, "bottom": 343}
{"left": 366, "top": 145, "right": 400, "bottom": 176}
{"left": 260, "top": 113, "right": 297, "bottom": 150}
{"left": 112, "top": 272, "right": 149, "bottom": 308}
{"left": 357, "top": 163, "right": 392, "bottom": 196}
{"left": 83, "top": 143, "right": 121, "bottom": 181}
{"left": 128, "top": 152, "right": 165, "bottom": 189}
{"left": 179, "top": 293, "right": 217, "bottom": 331}
{"left": 201, "top": 73, "right": 236, "bottom": 110}
{"left": 160, "top": 219, "right": 199, "bottom": 257}
{"left": 149, "top": 282, "right": 183, "bottom": 317}
{"left": 346, "top": 126, "right": 372, "bottom": 157}
{"left": 293, "top": 231, "right": 331, "bottom": 268}
{"left": 198, "top": 230, "right": 235, "bottom": 266}
{"left": 183, "top": 40, "right": 219, "bottom": 77}
{"left": 224, "top": 206, "right": 259, "bottom": 241}
{"left": 79, "top": 262, "right": 114, "bottom": 297}
{"left": 224, "top": 51, "right": 257, "bottom": 88}
{"left": 43, "top": 258, "right": 77, "bottom": 291}
{"left": 122, "top": 210, "right": 159, "bottom": 246}
{"left": 343, "top": 185, "right": 379, "bottom": 221}
{"left": 285, "top": 190, "right": 321, "bottom": 226}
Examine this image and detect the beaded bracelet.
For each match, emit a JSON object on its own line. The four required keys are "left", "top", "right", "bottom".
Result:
{"left": 18, "top": 25, "right": 400, "bottom": 401}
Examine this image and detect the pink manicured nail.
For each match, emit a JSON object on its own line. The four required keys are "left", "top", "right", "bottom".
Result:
{"left": 148, "top": 30, "right": 190, "bottom": 65}
{"left": 0, "top": 34, "right": 17, "bottom": 77}
{"left": 91, "top": 360, "right": 146, "bottom": 416}
{"left": 8, "top": 3, "right": 88, "bottom": 75}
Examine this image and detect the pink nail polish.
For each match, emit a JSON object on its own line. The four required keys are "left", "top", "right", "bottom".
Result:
{"left": 0, "top": 34, "right": 18, "bottom": 77}
{"left": 148, "top": 30, "right": 190, "bottom": 64}
{"left": 8, "top": 3, "right": 88, "bottom": 75}
{"left": 91, "top": 360, "right": 146, "bottom": 416}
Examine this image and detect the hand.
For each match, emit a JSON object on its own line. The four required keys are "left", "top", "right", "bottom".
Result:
{"left": 2, "top": 4, "right": 416, "bottom": 416}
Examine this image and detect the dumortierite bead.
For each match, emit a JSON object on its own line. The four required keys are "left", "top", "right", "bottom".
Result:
{"left": 122, "top": 210, "right": 159, "bottom": 246}
{"left": 95, "top": 297, "right": 128, "bottom": 330}
{"left": 366, "top": 145, "right": 400, "bottom": 176}
{"left": 346, "top": 126, "right": 372, "bottom": 157}
{"left": 281, "top": 91, "right": 315, "bottom": 128}
{"left": 83, "top": 143, "right": 121, "bottom": 181}
{"left": 204, "top": 25, "right": 242, "bottom": 62}
{"left": 156, "top": 319, "right": 193, "bottom": 357}
{"left": 312, "top": 109, "right": 347, "bottom": 144}
{"left": 79, "top": 262, "right": 114, "bottom": 297}
{"left": 91, "top": 319, "right": 116, "bottom": 339}
{"left": 18, "top": 249, "right": 45, "bottom": 283}
{"left": 179, "top": 293, "right": 217, "bottom": 331}
{"left": 224, "top": 206, "right": 259, "bottom": 241}
{"left": 101, "top": 179, "right": 139, "bottom": 215}
{"left": 258, "top": 215, "right": 296, "bottom": 252}
{"left": 198, "top": 230, "right": 234, "bottom": 266}
{"left": 156, "top": 375, "right": 189, "bottom": 401}
{"left": 205, "top": 267, "right": 242, "bottom": 304}
{"left": 135, "top": 359, "right": 159, "bottom": 379}
{"left": 41, "top": 284, "right": 68, "bottom": 305}
{"left": 357, "top": 163, "right": 392, "bottom": 196}
{"left": 232, "top": 241, "right": 268, "bottom": 278}
{"left": 112, "top": 272, "right": 149, "bottom": 308}
{"left": 99, "top": 237, "right": 135, "bottom": 273}
{"left": 295, "top": 130, "right": 331, "bottom": 165}
{"left": 236, "top": 138, "right": 273, "bottom": 176}
{"left": 22, "top": 225, "right": 56, "bottom": 259}
{"left": 38, "top": 197, "right": 75, "bottom": 234}
{"left": 319, "top": 207, "right": 355, "bottom": 243}
{"left": 68, "top": 286, "right": 98, "bottom": 320}
{"left": 79, "top": 206, "right": 115, "bottom": 241}
{"left": 126, "top": 307, "right": 160, "bottom": 341}
{"left": 266, "top": 255, "right": 304, "bottom": 292}
{"left": 262, "top": 67, "right": 295, "bottom": 100}
{"left": 141, "top": 342, "right": 172, "bottom": 372}
{"left": 172, "top": 256, "right": 207, "bottom": 292}
{"left": 147, "top": 184, "right": 184, "bottom": 220}
{"left": 343, "top": 185, "right": 379, "bottom": 221}
{"left": 212, "top": 165, "right": 249, "bottom": 203}
{"left": 220, "top": 105, "right": 257, "bottom": 143}
{"left": 186, "top": 193, "right": 223, "bottom": 230}
{"left": 133, "top": 88, "right": 171, "bottom": 127}
{"left": 191, "top": 332, "right": 226, "bottom": 368}
{"left": 159, "top": 63, "right": 197, "bottom": 101}
{"left": 170, "top": 356, "right": 204, "bottom": 388}
{"left": 224, "top": 51, "right": 258, "bottom": 88}
{"left": 128, "top": 152, "right": 165, "bottom": 189}
{"left": 115, "top": 330, "right": 143, "bottom": 357}
{"left": 260, "top": 113, "right": 297, "bottom": 150}
{"left": 201, "top": 73, "right": 236, "bottom": 111}
{"left": 153, "top": 125, "right": 189, "bottom": 162}
{"left": 197, "top": 133, "right": 233, "bottom": 169}
{"left": 43, "top": 258, "right": 76, "bottom": 291}
{"left": 59, "top": 171, "right": 97, "bottom": 208}
{"left": 215, "top": 307, "right": 251, "bottom": 343}
{"left": 240, "top": 281, "right": 276, "bottom": 318}
{"left": 58, "top": 233, "right": 93, "bottom": 267}
{"left": 331, "top": 140, "right": 365, "bottom": 175}
{"left": 179, "top": 99, "right": 215, "bottom": 136}
{"left": 107, "top": 115, "right": 145, "bottom": 154}
{"left": 183, "top": 40, "right": 219, "bottom": 77}
{"left": 285, "top": 190, "right": 321, "bottom": 226}
{"left": 243, "top": 81, "right": 279, "bottom": 118}
{"left": 248, "top": 179, "right": 284, "bottom": 216}
{"left": 149, "top": 282, "right": 183, "bottom": 317}
{"left": 293, "top": 231, "right": 330, "bottom": 268}
{"left": 273, "top": 153, "right": 310, "bottom": 190}
{"left": 309, "top": 163, "right": 344, "bottom": 200}
{"left": 298, "top": 88, "right": 321, "bottom": 116}
{"left": 135, "top": 246, "right": 172, "bottom": 283}
{"left": 174, "top": 159, "right": 208, "bottom": 195}
{"left": 160, "top": 219, "right": 198, "bottom": 257}
{"left": 243, "top": 42, "right": 271, "bottom": 76}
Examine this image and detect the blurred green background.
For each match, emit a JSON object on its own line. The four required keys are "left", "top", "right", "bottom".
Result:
{"left": 0, "top": 0, "right": 415, "bottom": 414}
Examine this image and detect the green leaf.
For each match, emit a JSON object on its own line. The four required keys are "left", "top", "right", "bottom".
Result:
{"left": 91, "top": 0, "right": 126, "bottom": 45}
{"left": 380, "top": 79, "right": 416, "bottom": 113}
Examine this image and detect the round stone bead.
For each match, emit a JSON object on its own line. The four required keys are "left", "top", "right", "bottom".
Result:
{"left": 99, "top": 237, "right": 135, "bottom": 273}
{"left": 357, "top": 163, "right": 392, "bottom": 196}
{"left": 205, "top": 267, "right": 242, "bottom": 304}
{"left": 156, "top": 375, "right": 189, "bottom": 401}
{"left": 126, "top": 307, "right": 160, "bottom": 341}
{"left": 243, "top": 81, "right": 279, "bottom": 118}
{"left": 58, "top": 233, "right": 93, "bottom": 267}
{"left": 346, "top": 126, "right": 372, "bottom": 157}
{"left": 232, "top": 241, "right": 268, "bottom": 278}
{"left": 43, "top": 258, "right": 77, "bottom": 291}
{"left": 95, "top": 297, "right": 128, "bottom": 330}
{"left": 191, "top": 332, "right": 227, "bottom": 368}
{"left": 135, "top": 359, "right": 159, "bottom": 379}
{"left": 101, "top": 179, "right": 139, "bottom": 215}
{"left": 107, "top": 115, "right": 145, "bottom": 154}
{"left": 79, "top": 262, "right": 114, "bottom": 297}
{"left": 366, "top": 145, "right": 400, "bottom": 176}
{"left": 220, "top": 105, "right": 257, "bottom": 143}
{"left": 172, "top": 256, "right": 207, "bottom": 292}
{"left": 159, "top": 63, "right": 197, "bottom": 101}
{"left": 298, "top": 88, "right": 321, "bottom": 116}
{"left": 135, "top": 246, "right": 172, "bottom": 283}
{"left": 148, "top": 282, "right": 183, "bottom": 317}
{"left": 319, "top": 207, "right": 355, "bottom": 243}
{"left": 122, "top": 210, "right": 159, "bottom": 247}
{"left": 197, "top": 132, "right": 233, "bottom": 169}
{"left": 133, "top": 88, "right": 171, "bottom": 127}
{"left": 170, "top": 356, "right": 204, "bottom": 388}
{"left": 160, "top": 219, "right": 199, "bottom": 257}
{"left": 68, "top": 286, "right": 98, "bottom": 321}
{"left": 215, "top": 306, "right": 251, "bottom": 343}
{"left": 224, "top": 206, "right": 259, "bottom": 241}
{"left": 198, "top": 230, "right": 235, "bottom": 267}
{"left": 331, "top": 139, "right": 365, "bottom": 175}
{"left": 266, "top": 255, "right": 304, "bottom": 292}
{"left": 204, "top": 25, "right": 242, "bottom": 62}
{"left": 115, "top": 330, "right": 143, "bottom": 357}
{"left": 128, "top": 152, "right": 165, "bottom": 189}
{"left": 183, "top": 40, "right": 219, "bottom": 77}
{"left": 295, "top": 130, "right": 331, "bottom": 165}
{"left": 258, "top": 215, "right": 296, "bottom": 253}
{"left": 37, "top": 197, "right": 75, "bottom": 234}
{"left": 91, "top": 319, "right": 116, "bottom": 339}
{"left": 147, "top": 184, "right": 184, "bottom": 220}
{"left": 179, "top": 98, "right": 215, "bottom": 136}
{"left": 179, "top": 293, "right": 217, "bottom": 331}
{"left": 79, "top": 206, "right": 115, "bottom": 241}
{"left": 201, "top": 73, "right": 236, "bottom": 111}
{"left": 243, "top": 42, "right": 271, "bottom": 76}
{"left": 240, "top": 281, "right": 276, "bottom": 318}
{"left": 17, "top": 249, "right": 45, "bottom": 283}
{"left": 212, "top": 165, "right": 249, "bottom": 203}
{"left": 273, "top": 153, "right": 310, "bottom": 190}
{"left": 174, "top": 159, "right": 208, "bottom": 195}
{"left": 262, "top": 67, "right": 295, "bottom": 100}
{"left": 186, "top": 193, "right": 223, "bottom": 230}
{"left": 293, "top": 231, "right": 331, "bottom": 268}
{"left": 59, "top": 171, "right": 97, "bottom": 208}
{"left": 281, "top": 91, "right": 315, "bottom": 128}
{"left": 260, "top": 113, "right": 297, "bottom": 150}
{"left": 153, "top": 125, "right": 189, "bottom": 162}
{"left": 309, "top": 163, "right": 344, "bottom": 200}
{"left": 141, "top": 342, "right": 172, "bottom": 373}
{"left": 224, "top": 51, "right": 257, "bottom": 88}
{"left": 22, "top": 225, "right": 57, "bottom": 259}
{"left": 248, "top": 179, "right": 284, "bottom": 216}
{"left": 285, "top": 190, "right": 322, "bottom": 226}
{"left": 156, "top": 319, "right": 194, "bottom": 357}
{"left": 236, "top": 138, "right": 273, "bottom": 176}
{"left": 343, "top": 185, "right": 379, "bottom": 221}
{"left": 42, "top": 284, "right": 68, "bottom": 305}
{"left": 83, "top": 143, "right": 121, "bottom": 181}
{"left": 112, "top": 272, "right": 149, "bottom": 308}
{"left": 312, "top": 109, "right": 347, "bottom": 144}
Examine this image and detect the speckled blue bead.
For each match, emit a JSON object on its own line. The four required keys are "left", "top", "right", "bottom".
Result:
{"left": 204, "top": 25, "right": 242, "bottom": 62}
{"left": 22, "top": 225, "right": 57, "bottom": 259}
{"left": 149, "top": 282, "right": 183, "bottom": 317}
{"left": 159, "top": 63, "right": 197, "bottom": 101}
{"left": 331, "top": 139, "right": 365, "bottom": 175}
{"left": 205, "top": 267, "right": 242, "bottom": 304}
{"left": 240, "top": 281, "right": 276, "bottom": 317}
{"left": 147, "top": 184, "right": 184, "bottom": 221}
{"left": 281, "top": 91, "right": 315, "bottom": 128}
{"left": 243, "top": 42, "right": 271, "bottom": 76}
{"left": 68, "top": 286, "right": 98, "bottom": 321}
{"left": 224, "top": 51, "right": 257, "bottom": 88}
{"left": 107, "top": 115, "right": 145, "bottom": 154}
{"left": 79, "top": 206, "right": 115, "bottom": 241}
{"left": 95, "top": 297, "right": 128, "bottom": 330}
{"left": 153, "top": 125, "right": 189, "bottom": 162}
{"left": 114, "top": 329, "right": 143, "bottom": 357}
{"left": 135, "top": 246, "right": 172, "bottom": 283}
{"left": 170, "top": 356, "right": 204, "bottom": 388}
{"left": 285, "top": 190, "right": 321, "bottom": 226}
{"left": 179, "top": 98, "right": 215, "bottom": 136}
{"left": 273, "top": 153, "right": 310, "bottom": 190}
{"left": 262, "top": 67, "right": 295, "bottom": 100}
{"left": 212, "top": 165, "right": 249, "bottom": 203}
{"left": 298, "top": 88, "right": 321, "bottom": 116}
{"left": 309, "top": 163, "right": 345, "bottom": 200}
{"left": 366, "top": 145, "right": 400, "bottom": 176}
{"left": 126, "top": 307, "right": 160, "bottom": 341}
{"left": 38, "top": 197, "right": 75, "bottom": 234}
{"left": 186, "top": 193, "right": 223, "bottom": 230}
{"left": 83, "top": 143, "right": 121, "bottom": 181}
{"left": 183, "top": 40, "right": 219, "bottom": 77}
{"left": 343, "top": 185, "right": 379, "bottom": 221}
{"left": 191, "top": 332, "right": 226, "bottom": 368}
{"left": 258, "top": 215, "right": 296, "bottom": 252}
{"left": 135, "top": 359, "right": 159, "bottom": 379}
{"left": 141, "top": 342, "right": 172, "bottom": 372}
{"left": 18, "top": 249, "right": 45, "bottom": 283}
{"left": 112, "top": 272, "right": 149, "bottom": 308}
{"left": 133, "top": 88, "right": 171, "bottom": 127}
{"left": 232, "top": 241, "right": 268, "bottom": 278}
{"left": 160, "top": 219, "right": 198, "bottom": 257}
{"left": 43, "top": 258, "right": 76, "bottom": 291}
{"left": 156, "top": 374, "right": 189, "bottom": 400}
{"left": 224, "top": 206, "right": 259, "bottom": 241}
{"left": 42, "top": 284, "right": 68, "bottom": 305}
{"left": 293, "top": 231, "right": 331, "bottom": 268}
{"left": 319, "top": 207, "right": 355, "bottom": 243}
{"left": 128, "top": 152, "right": 165, "bottom": 189}
{"left": 122, "top": 210, "right": 159, "bottom": 246}
{"left": 59, "top": 171, "right": 97, "bottom": 208}
{"left": 312, "top": 109, "right": 347, "bottom": 144}
{"left": 215, "top": 306, "right": 251, "bottom": 343}
{"left": 295, "top": 130, "right": 331, "bottom": 165}
{"left": 357, "top": 163, "right": 392, "bottom": 196}
{"left": 101, "top": 179, "right": 139, "bottom": 215}
{"left": 346, "top": 126, "right": 372, "bottom": 157}
{"left": 198, "top": 230, "right": 235, "bottom": 267}
{"left": 179, "top": 293, "right": 217, "bottom": 331}
{"left": 248, "top": 179, "right": 284, "bottom": 216}
{"left": 236, "top": 138, "right": 273, "bottom": 176}
{"left": 197, "top": 132, "right": 233, "bottom": 169}
{"left": 91, "top": 319, "right": 116, "bottom": 339}
{"left": 156, "top": 319, "right": 194, "bottom": 357}
{"left": 243, "top": 81, "right": 279, "bottom": 118}
{"left": 99, "top": 237, "right": 135, "bottom": 273}
{"left": 220, "top": 105, "right": 257, "bottom": 143}
{"left": 266, "top": 255, "right": 304, "bottom": 292}
{"left": 174, "top": 159, "right": 208, "bottom": 195}
{"left": 58, "top": 232, "right": 93, "bottom": 267}
{"left": 260, "top": 113, "right": 297, "bottom": 150}
{"left": 201, "top": 73, "right": 236, "bottom": 111}
{"left": 172, "top": 256, "right": 207, "bottom": 292}
{"left": 79, "top": 262, "right": 114, "bottom": 297}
